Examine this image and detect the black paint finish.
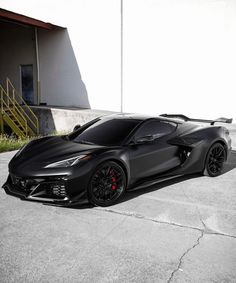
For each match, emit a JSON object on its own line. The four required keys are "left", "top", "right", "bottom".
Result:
{"left": 2, "top": 113, "right": 232, "bottom": 206}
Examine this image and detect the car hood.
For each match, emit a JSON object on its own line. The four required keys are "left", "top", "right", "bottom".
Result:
{"left": 11, "top": 136, "right": 105, "bottom": 166}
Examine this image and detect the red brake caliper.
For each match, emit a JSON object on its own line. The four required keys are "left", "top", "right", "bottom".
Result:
{"left": 110, "top": 170, "right": 117, "bottom": 190}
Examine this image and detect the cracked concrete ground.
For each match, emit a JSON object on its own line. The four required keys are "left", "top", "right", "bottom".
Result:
{"left": 0, "top": 151, "right": 236, "bottom": 283}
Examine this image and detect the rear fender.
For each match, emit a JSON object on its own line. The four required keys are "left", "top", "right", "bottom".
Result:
{"left": 168, "top": 127, "right": 228, "bottom": 174}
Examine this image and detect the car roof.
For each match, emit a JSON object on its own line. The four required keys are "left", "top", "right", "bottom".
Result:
{"left": 102, "top": 113, "right": 183, "bottom": 124}
{"left": 98, "top": 113, "right": 219, "bottom": 137}
{"left": 102, "top": 113, "right": 151, "bottom": 120}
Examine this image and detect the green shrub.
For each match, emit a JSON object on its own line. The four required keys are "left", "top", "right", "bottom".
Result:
{"left": 0, "top": 131, "right": 70, "bottom": 153}
{"left": 0, "top": 135, "right": 32, "bottom": 153}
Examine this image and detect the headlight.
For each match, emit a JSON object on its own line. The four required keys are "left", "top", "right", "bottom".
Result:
{"left": 44, "top": 155, "right": 87, "bottom": 168}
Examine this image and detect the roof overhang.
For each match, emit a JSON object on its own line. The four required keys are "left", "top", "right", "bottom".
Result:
{"left": 0, "top": 8, "right": 64, "bottom": 30}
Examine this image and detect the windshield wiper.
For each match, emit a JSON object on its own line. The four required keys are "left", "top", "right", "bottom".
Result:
{"left": 62, "top": 135, "right": 69, "bottom": 141}
{"left": 77, "top": 140, "right": 95, "bottom": 145}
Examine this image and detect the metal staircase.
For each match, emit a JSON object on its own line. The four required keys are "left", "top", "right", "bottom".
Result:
{"left": 0, "top": 78, "right": 39, "bottom": 138}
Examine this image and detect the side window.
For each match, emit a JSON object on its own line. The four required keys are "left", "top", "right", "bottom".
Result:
{"left": 134, "top": 120, "right": 176, "bottom": 140}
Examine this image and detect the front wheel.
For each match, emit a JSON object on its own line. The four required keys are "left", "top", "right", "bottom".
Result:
{"left": 88, "top": 161, "right": 127, "bottom": 207}
{"left": 205, "top": 143, "right": 226, "bottom": 177}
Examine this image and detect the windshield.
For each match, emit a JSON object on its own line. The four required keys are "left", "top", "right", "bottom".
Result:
{"left": 71, "top": 118, "right": 141, "bottom": 146}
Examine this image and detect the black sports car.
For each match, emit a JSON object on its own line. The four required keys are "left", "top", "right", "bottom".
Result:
{"left": 2, "top": 113, "right": 232, "bottom": 207}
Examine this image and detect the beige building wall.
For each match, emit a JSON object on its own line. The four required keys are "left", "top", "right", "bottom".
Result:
{"left": 38, "top": 28, "right": 90, "bottom": 108}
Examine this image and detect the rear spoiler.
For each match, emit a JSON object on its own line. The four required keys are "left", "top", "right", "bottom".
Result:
{"left": 160, "top": 114, "right": 233, "bottom": 125}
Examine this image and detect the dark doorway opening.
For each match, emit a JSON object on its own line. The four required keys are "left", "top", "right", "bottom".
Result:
{"left": 20, "top": 64, "right": 34, "bottom": 104}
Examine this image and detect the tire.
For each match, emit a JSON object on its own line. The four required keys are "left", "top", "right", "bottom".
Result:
{"left": 88, "top": 161, "right": 127, "bottom": 207}
{"left": 205, "top": 143, "right": 226, "bottom": 177}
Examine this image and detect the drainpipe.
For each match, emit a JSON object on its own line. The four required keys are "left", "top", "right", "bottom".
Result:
{"left": 120, "top": 0, "right": 123, "bottom": 113}
{"left": 35, "top": 27, "right": 40, "bottom": 105}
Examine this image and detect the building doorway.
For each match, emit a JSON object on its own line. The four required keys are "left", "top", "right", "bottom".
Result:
{"left": 20, "top": 64, "right": 34, "bottom": 104}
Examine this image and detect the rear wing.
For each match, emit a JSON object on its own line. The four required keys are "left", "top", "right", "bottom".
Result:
{"left": 160, "top": 114, "right": 233, "bottom": 125}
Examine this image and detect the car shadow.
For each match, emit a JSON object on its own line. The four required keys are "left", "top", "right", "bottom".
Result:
{"left": 63, "top": 174, "right": 200, "bottom": 210}
{"left": 64, "top": 150, "right": 236, "bottom": 210}
{"left": 120, "top": 151, "right": 236, "bottom": 205}
{"left": 119, "top": 174, "right": 201, "bottom": 205}
{"left": 222, "top": 150, "right": 236, "bottom": 174}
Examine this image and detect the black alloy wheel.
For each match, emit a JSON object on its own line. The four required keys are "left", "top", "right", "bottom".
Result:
{"left": 205, "top": 143, "right": 226, "bottom": 177}
{"left": 88, "top": 161, "right": 126, "bottom": 206}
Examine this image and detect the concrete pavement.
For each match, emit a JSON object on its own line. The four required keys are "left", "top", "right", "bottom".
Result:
{"left": 0, "top": 151, "right": 236, "bottom": 282}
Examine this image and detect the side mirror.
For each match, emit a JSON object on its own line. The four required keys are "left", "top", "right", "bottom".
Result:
{"left": 135, "top": 135, "right": 154, "bottom": 144}
{"left": 73, "top": 124, "right": 81, "bottom": 132}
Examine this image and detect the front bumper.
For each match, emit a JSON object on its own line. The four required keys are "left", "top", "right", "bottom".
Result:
{"left": 2, "top": 174, "right": 87, "bottom": 206}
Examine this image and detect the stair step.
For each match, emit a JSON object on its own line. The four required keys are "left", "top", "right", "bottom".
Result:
{"left": 1, "top": 79, "right": 38, "bottom": 138}
{"left": 12, "top": 120, "right": 21, "bottom": 125}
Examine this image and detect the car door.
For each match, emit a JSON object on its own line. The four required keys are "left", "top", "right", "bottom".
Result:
{"left": 128, "top": 120, "right": 181, "bottom": 182}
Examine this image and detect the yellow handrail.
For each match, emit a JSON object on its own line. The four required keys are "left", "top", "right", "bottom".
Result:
{"left": 6, "top": 78, "right": 39, "bottom": 134}
{"left": 0, "top": 85, "right": 28, "bottom": 135}
{"left": 13, "top": 97, "right": 37, "bottom": 132}
{"left": 0, "top": 78, "right": 40, "bottom": 137}
{"left": 0, "top": 87, "right": 3, "bottom": 113}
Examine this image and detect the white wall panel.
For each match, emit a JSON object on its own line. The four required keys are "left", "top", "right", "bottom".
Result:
{"left": 0, "top": 0, "right": 236, "bottom": 120}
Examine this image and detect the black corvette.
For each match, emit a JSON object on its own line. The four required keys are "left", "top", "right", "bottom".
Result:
{"left": 2, "top": 113, "right": 232, "bottom": 207}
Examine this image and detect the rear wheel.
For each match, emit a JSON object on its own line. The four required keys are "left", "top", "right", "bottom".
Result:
{"left": 205, "top": 143, "right": 226, "bottom": 177}
{"left": 88, "top": 161, "right": 126, "bottom": 207}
